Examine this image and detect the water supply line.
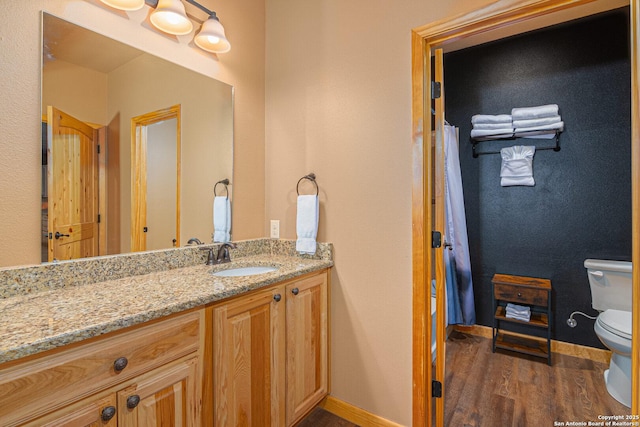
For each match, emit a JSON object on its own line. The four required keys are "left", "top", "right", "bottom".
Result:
{"left": 566, "top": 311, "right": 597, "bottom": 327}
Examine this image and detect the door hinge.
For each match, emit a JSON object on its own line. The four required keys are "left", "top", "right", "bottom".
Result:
{"left": 97, "top": 144, "right": 101, "bottom": 154}
{"left": 432, "top": 380, "right": 442, "bottom": 398}
{"left": 97, "top": 214, "right": 101, "bottom": 224}
{"left": 431, "top": 81, "right": 441, "bottom": 99}
{"left": 432, "top": 231, "right": 442, "bottom": 248}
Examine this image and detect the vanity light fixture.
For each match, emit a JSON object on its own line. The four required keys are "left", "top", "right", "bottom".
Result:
{"left": 150, "top": 0, "right": 193, "bottom": 35}
{"left": 194, "top": 11, "right": 230, "bottom": 53}
{"left": 99, "top": 0, "right": 146, "bottom": 11}
{"left": 97, "top": 0, "right": 231, "bottom": 53}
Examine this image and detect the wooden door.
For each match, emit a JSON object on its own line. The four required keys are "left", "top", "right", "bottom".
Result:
{"left": 432, "top": 48, "right": 447, "bottom": 427}
{"left": 212, "top": 287, "right": 286, "bottom": 426}
{"left": 131, "top": 105, "right": 181, "bottom": 253}
{"left": 118, "top": 357, "right": 199, "bottom": 427}
{"left": 24, "top": 394, "right": 117, "bottom": 427}
{"left": 285, "top": 273, "right": 328, "bottom": 426}
{"left": 47, "top": 106, "right": 99, "bottom": 262}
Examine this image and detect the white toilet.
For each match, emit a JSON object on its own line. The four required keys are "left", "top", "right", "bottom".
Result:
{"left": 585, "top": 258, "right": 633, "bottom": 408}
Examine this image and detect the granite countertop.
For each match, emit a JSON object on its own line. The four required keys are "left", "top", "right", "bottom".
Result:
{"left": 0, "top": 245, "right": 332, "bottom": 365}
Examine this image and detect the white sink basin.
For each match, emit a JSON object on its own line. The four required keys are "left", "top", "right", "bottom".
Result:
{"left": 213, "top": 266, "right": 279, "bottom": 277}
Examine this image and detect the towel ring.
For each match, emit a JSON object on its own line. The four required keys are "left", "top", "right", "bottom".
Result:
{"left": 296, "top": 173, "right": 318, "bottom": 196}
{"left": 214, "top": 179, "right": 229, "bottom": 197}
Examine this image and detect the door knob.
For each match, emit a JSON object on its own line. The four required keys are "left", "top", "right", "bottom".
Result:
{"left": 54, "top": 231, "right": 70, "bottom": 239}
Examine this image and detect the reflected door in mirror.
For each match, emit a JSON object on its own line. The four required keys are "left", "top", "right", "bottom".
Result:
{"left": 46, "top": 107, "right": 100, "bottom": 262}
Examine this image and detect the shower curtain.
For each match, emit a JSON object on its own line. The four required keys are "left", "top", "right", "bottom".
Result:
{"left": 444, "top": 124, "right": 476, "bottom": 325}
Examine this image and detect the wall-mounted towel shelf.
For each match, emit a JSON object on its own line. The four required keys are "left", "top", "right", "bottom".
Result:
{"left": 471, "top": 130, "right": 561, "bottom": 158}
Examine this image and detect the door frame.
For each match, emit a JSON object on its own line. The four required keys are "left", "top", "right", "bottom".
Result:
{"left": 130, "top": 105, "right": 181, "bottom": 252}
{"left": 411, "top": 0, "right": 640, "bottom": 425}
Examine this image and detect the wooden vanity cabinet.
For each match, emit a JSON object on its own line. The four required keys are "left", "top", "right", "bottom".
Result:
{"left": 210, "top": 269, "right": 329, "bottom": 427}
{"left": 285, "top": 272, "right": 328, "bottom": 426}
{"left": 0, "top": 309, "right": 204, "bottom": 427}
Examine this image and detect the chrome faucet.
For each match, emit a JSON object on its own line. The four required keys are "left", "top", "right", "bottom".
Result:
{"left": 216, "top": 242, "right": 237, "bottom": 264}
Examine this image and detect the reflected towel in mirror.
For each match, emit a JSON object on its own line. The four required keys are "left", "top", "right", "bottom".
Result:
{"left": 213, "top": 196, "right": 231, "bottom": 242}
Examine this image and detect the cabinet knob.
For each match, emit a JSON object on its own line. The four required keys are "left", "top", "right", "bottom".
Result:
{"left": 113, "top": 356, "right": 128, "bottom": 372}
{"left": 101, "top": 406, "right": 116, "bottom": 421}
{"left": 517, "top": 292, "right": 522, "bottom": 297}
{"left": 291, "top": 287, "right": 299, "bottom": 295}
{"left": 127, "top": 395, "right": 141, "bottom": 409}
{"left": 273, "top": 294, "right": 282, "bottom": 302}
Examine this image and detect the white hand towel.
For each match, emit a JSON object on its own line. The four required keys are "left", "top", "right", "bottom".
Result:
{"left": 511, "top": 104, "right": 559, "bottom": 120}
{"left": 506, "top": 303, "right": 531, "bottom": 315}
{"left": 213, "top": 196, "right": 231, "bottom": 243}
{"left": 296, "top": 195, "right": 319, "bottom": 255}
{"left": 505, "top": 311, "right": 531, "bottom": 322}
{"left": 500, "top": 145, "right": 536, "bottom": 187}
{"left": 512, "top": 115, "right": 562, "bottom": 129}
{"left": 471, "top": 114, "right": 512, "bottom": 125}
{"left": 505, "top": 303, "right": 531, "bottom": 321}
{"left": 472, "top": 122, "right": 516, "bottom": 130}
{"left": 470, "top": 128, "right": 514, "bottom": 139}
{"left": 514, "top": 121, "right": 564, "bottom": 139}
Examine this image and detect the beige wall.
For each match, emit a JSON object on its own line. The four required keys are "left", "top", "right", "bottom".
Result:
{"left": 42, "top": 60, "right": 108, "bottom": 125}
{"left": 264, "top": 1, "right": 493, "bottom": 425}
{"left": 0, "top": 0, "right": 264, "bottom": 268}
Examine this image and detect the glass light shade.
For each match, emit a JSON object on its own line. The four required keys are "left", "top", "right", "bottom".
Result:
{"left": 194, "top": 14, "right": 230, "bottom": 53}
{"left": 150, "top": 0, "right": 193, "bottom": 35}
{"left": 100, "top": 0, "right": 145, "bottom": 10}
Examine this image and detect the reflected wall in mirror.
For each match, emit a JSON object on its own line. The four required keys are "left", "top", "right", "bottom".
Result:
{"left": 42, "top": 12, "right": 233, "bottom": 263}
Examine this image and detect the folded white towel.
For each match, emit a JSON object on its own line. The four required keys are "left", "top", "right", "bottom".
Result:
{"left": 472, "top": 122, "right": 515, "bottom": 130}
{"left": 506, "top": 303, "right": 531, "bottom": 315}
{"left": 213, "top": 196, "right": 231, "bottom": 243}
{"left": 296, "top": 195, "right": 319, "bottom": 255}
{"left": 514, "top": 121, "right": 564, "bottom": 139}
{"left": 512, "top": 115, "right": 562, "bottom": 129}
{"left": 505, "top": 311, "right": 531, "bottom": 322}
{"left": 500, "top": 145, "right": 536, "bottom": 187}
{"left": 470, "top": 128, "right": 514, "bottom": 139}
{"left": 471, "top": 114, "right": 512, "bottom": 125}
{"left": 511, "top": 104, "right": 559, "bottom": 120}
{"left": 505, "top": 303, "right": 532, "bottom": 322}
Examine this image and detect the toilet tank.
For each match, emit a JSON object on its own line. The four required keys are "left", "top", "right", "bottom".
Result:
{"left": 584, "top": 259, "right": 633, "bottom": 312}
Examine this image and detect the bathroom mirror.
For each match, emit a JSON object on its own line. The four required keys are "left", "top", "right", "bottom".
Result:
{"left": 41, "top": 13, "right": 233, "bottom": 262}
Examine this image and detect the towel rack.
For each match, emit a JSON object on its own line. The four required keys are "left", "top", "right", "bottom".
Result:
{"left": 214, "top": 178, "right": 229, "bottom": 197}
{"left": 471, "top": 130, "right": 561, "bottom": 158}
{"left": 296, "top": 173, "right": 318, "bottom": 196}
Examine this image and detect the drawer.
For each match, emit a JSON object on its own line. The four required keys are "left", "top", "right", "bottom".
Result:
{"left": 494, "top": 284, "right": 548, "bottom": 306}
{"left": 0, "top": 309, "right": 202, "bottom": 427}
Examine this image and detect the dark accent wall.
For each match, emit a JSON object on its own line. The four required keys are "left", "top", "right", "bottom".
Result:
{"left": 443, "top": 8, "right": 631, "bottom": 348}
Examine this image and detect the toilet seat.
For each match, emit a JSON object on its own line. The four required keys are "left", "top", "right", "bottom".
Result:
{"left": 597, "top": 309, "right": 632, "bottom": 340}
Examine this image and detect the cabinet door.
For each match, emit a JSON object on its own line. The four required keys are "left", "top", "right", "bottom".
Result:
{"left": 24, "top": 394, "right": 117, "bottom": 427}
{"left": 212, "top": 286, "right": 286, "bottom": 426}
{"left": 285, "top": 273, "right": 328, "bottom": 426}
{"left": 118, "top": 357, "right": 199, "bottom": 427}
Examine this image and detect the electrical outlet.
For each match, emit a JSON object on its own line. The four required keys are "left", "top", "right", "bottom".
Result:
{"left": 270, "top": 220, "right": 280, "bottom": 239}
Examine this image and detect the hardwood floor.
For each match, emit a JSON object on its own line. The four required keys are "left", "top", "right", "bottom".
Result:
{"left": 296, "top": 407, "right": 359, "bottom": 427}
{"left": 445, "top": 330, "right": 629, "bottom": 426}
